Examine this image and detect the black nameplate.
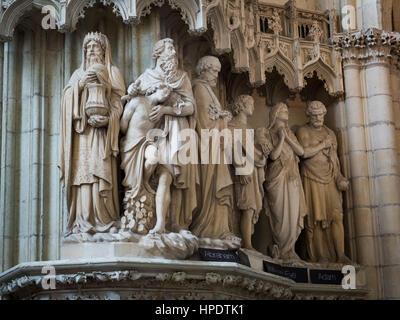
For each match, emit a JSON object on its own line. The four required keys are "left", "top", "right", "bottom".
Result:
{"left": 198, "top": 248, "right": 241, "bottom": 263}
{"left": 310, "top": 269, "right": 344, "bottom": 285}
{"left": 263, "top": 261, "right": 308, "bottom": 283}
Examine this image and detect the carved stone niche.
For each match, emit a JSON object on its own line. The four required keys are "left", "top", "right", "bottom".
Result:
{"left": 0, "top": 258, "right": 368, "bottom": 300}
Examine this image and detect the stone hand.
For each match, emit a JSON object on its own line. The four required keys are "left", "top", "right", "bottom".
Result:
{"left": 88, "top": 115, "right": 109, "bottom": 128}
{"left": 127, "top": 80, "right": 141, "bottom": 97}
{"left": 324, "top": 137, "right": 333, "bottom": 149}
{"left": 79, "top": 71, "right": 98, "bottom": 89}
{"left": 149, "top": 105, "right": 165, "bottom": 123}
{"left": 278, "top": 127, "right": 286, "bottom": 141}
{"left": 337, "top": 176, "right": 349, "bottom": 192}
{"left": 239, "top": 175, "right": 252, "bottom": 185}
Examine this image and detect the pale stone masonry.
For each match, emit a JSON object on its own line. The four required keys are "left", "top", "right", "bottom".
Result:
{"left": 0, "top": 0, "right": 399, "bottom": 300}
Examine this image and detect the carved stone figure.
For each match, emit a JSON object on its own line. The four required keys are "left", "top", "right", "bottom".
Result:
{"left": 228, "top": 95, "right": 266, "bottom": 250}
{"left": 123, "top": 38, "right": 198, "bottom": 235}
{"left": 244, "top": 2, "right": 255, "bottom": 48}
{"left": 190, "top": 56, "right": 237, "bottom": 241}
{"left": 119, "top": 84, "right": 173, "bottom": 234}
{"left": 58, "top": 32, "right": 125, "bottom": 236}
{"left": 257, "top": 102, "right": 307, "bottom": 261}
{"left": 296, "top": 101, "right": 351, "bottom": 264}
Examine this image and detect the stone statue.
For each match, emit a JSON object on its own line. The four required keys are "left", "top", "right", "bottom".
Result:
{"left": 58, "top": 32, "right": 125, "bottom": 237}
{"left": 296, "top": 101, "right": 351, "bottom": 264}
{"left": 228, "top": 95, "right": 266, "bottom": 250}
{"left": 123, "top": 38, "right": 198, "bottom": 235}
{"left": 257, "top": 102, "right": 307, "bottom": 261}
{"left": 190, "top": 56, "right": 237, "bottom": 242}
{"left": 119, "top": 84, "right": 173, "bottom": 234}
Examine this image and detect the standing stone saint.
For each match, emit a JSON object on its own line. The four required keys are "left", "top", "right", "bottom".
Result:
{"left": 228, "top": 95, "right": 266, "bottom": 250}
{"left": 123, "top": 38, "right": 198, "bottom": 234}
{"left": 257, "top": 102, "right": 307, "bottom": 261}
{"left": 296, "top": 101, "right": 351, "bottom": 264}
{"left": 58, "top": 32, "right": 125, "bottom": 236}
{"left": 190, "top": 56, "right": 237, "bottom": 241}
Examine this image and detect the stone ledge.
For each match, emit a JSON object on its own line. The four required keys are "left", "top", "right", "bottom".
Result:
{"left": 0, "top": 258, "right": 368, "bottom": 300}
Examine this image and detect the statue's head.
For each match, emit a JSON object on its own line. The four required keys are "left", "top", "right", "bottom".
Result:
{"left": 83, "top": 32, "right": 106, "bottom": 66}
{"left": 306, "top": 101, "right": 327, "bottom": 129}
{"left": 145, "top": 83, "right": 172, "bottom": 103}
{"left": 269, "top": 102, "right": 289, "bottom": 129}
{"left": 231, "top": 95, "right": 254, "bottom": 117}
{"left": 196, "top": 56, "right": 221, "bottom": 88}
{"left": 153, "top": 38, "right": 178, "bottom": 75}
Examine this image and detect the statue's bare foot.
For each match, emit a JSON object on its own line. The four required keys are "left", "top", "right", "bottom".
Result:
{"left": 149, "top": 224, "right": 165, "bottom": 234}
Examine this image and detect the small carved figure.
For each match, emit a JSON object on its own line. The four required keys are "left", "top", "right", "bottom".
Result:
{"left": 119, "top": 84, "right": 173, "bottom": 234}
{"left": 296, "top": 101, "right": 351, "bottom": 264}
{"left": 229, "top": 95, "right": 266, "bottom": 250}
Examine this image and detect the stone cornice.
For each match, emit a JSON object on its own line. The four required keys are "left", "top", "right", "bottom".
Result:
{"left": 334, "top": 28, "right": 400, "bottom": 67}
{"left": 0, "top": 258, "right": 369, "bottom": 300}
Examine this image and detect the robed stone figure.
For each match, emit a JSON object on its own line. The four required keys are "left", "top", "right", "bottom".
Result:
{"left": 58, "top": 32, "right": 125, "bottom": 235}
{"left": 124, "top": 38, "right": 198, "bottom": 234}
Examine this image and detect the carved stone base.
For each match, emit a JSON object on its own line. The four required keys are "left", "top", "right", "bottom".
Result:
{"left": 0, "top": 258, "right": 368, "bottom": 300}
{"left": 62, "top": 230, "right": 242, "bottom": 261}
{"left": 62, "top": 230, "right": 199, "bottom": 260}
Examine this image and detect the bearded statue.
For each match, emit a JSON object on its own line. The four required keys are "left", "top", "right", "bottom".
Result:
{"left": 58, "top": 32, "right": 125, "bottom": 238}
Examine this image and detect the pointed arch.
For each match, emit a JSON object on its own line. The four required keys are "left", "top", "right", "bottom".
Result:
{"left": 135, "top": 0, "right": 198, "bottom": 31}
{"left": 264, "top": 51, "right": 297, "bottom": 91}
{"left": 303, "top": 58, "right": 338, "bottom": 96}
{"left": 66, "top": 0, "right": 130, "bottom": 31}
{"left": 0, "top": 0, "right": 34, "bottom": 41}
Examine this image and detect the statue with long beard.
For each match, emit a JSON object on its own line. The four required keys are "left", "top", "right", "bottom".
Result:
{"left": 123, "top": 38, "right": 198, "bottom": 235}
{"left": 58, "top": 32, "right": 125, "bottom": 238}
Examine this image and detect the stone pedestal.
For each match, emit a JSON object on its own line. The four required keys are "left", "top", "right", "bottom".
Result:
{"left": 61, "top": 242, "right": 156, "bottom": 260}
{"left": 0, "top": 258, "right": 368, "bottom": 300}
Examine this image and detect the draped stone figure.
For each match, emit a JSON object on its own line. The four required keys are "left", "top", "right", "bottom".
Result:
{"left": 228, "top": 95, "right": 266, "bottom": 250}
{"left": 123, "top": 38, "right": 198, "bottom": 234}
{"left": 257, "top": 102, "right": 307, "bottom": 261}
{"left": 58, "top": 32, "right": 125, "bottom": 236}
{"left": 190, "top": 56, "right": 237, "bottom": 241}
{"left": 296, "top": 101, "right": 351, "bottom": 264}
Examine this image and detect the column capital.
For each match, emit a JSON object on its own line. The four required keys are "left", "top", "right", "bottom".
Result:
{"left": 334, "top": 28, "right": 400, "bottom": 67}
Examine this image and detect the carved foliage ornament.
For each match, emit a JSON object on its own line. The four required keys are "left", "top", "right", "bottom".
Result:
{"left": 334, "top": 28, "right": 400, "bottom": 65}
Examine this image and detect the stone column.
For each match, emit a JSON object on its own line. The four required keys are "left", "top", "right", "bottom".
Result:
{"left": 342, "top": 57, "right": 381, "bottom": 298}
{"left": 0, "top": 39, "right": 17, "bottom": 272}
{"left": 336, "top": 28, "right": 400, "bottom": 299}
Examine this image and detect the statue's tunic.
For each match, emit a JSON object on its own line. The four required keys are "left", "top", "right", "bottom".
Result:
{"left": 259, "top": 127, "right": 307, "bottom": 258}
{"left": 132, "top": 68, "right": 199, "bottom": 231}
{"left": 297, "top": 124, "right": 344, "bottom": 262}
{"left": 190, "top": 79, "right": 235, "bottom": 239}
{"left": 228, "top": 120, "right": 265, "bottom": 230}
{"left": 58, "top": 48, "right": 125, "bottom": 234}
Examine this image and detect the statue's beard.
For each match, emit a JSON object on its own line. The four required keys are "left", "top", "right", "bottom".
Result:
{"left": 160, "top": 54, "right": 178, "bottom": 82}
{"left": 86, "top": 54, "right": 104, "bottom": 68}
